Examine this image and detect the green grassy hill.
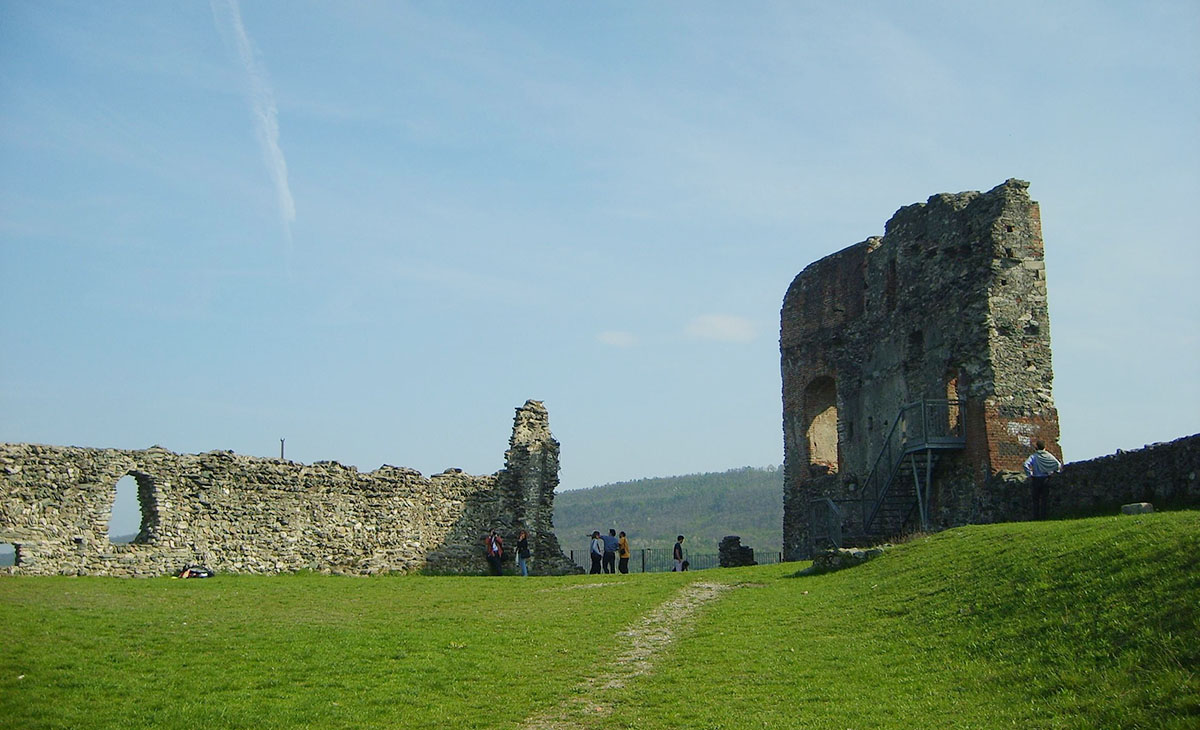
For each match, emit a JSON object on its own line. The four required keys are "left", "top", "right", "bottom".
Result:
{"left": 553, "top": 466, "right": 783, "bottom": 555}
{"left": 2, "top": 511, "right": 1196, "bottom": 729}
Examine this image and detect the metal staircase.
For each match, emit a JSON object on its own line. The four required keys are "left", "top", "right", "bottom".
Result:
{"left": 861, "top": 399, "right": 966, "bottom": 538}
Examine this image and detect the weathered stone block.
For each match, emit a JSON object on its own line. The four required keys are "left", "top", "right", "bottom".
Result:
{"left": 1121, "top": 502, "right": 1155, "bottom": 515}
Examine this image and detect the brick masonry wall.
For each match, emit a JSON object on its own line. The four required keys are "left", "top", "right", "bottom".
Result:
{"left": 0, "top": 400, "right": 579, "bottom": 577}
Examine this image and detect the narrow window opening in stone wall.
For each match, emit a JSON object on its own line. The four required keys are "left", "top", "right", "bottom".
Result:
{"left": 885, "top": 259, "right": 898, "bottom": 312}
{"left": 109, "top": 474, "right": 153, "bottom": 543}
{"left": 1006, "top": 225, "right": 1014, "bottom": 233}
{"left": 945, "top": 369, "right": 962, "bottom": 434}
{"left": 804, "top": 377, "right": 839, "bottom": 474}
{"left": 1005, "top": 247, "right": 1015, "bottom": 258}
{"left": 0, "top": 543, "right": 16, "bottom": 567}
{"left": 907, "top": 330, "right": 924, "bottom": 365}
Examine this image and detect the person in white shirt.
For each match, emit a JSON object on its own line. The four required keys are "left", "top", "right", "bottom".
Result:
{"left": 1023, "top": 441, "right": 1062, "bottom": 520}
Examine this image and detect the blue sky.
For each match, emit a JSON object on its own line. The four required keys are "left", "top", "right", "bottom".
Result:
{"left": 2, "top": 1, "right": 1198, "bottom": 513}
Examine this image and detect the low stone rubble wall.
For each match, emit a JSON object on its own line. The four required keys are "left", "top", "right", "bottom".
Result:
{"left": 0, "top": 400, "right": 579, "bottom": 577}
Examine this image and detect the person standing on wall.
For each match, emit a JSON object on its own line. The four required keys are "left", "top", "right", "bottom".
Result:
{"left": 1023, "top": 440, "right": 1062, "bottom": 520}
{"left": 602, "top": 529, "right": 619, "bottom": 574}
{"left": 672, "top": 535, "right": 685, "bottom": 572}
{"left": 516, "top": 529, "right": 531, "bottom": 577}
{"left": 589, "top": 531, "right": 604, "bottom": 574}
{"left": 485, "top": 530, "right": 504, "bottom": 576}
{"left": 617, "top": 530, "right": 630, "bottom": 574}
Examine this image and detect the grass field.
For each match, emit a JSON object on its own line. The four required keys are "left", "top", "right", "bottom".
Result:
{"left": 2, "top": 511, "right": 1197, "bottom": 729}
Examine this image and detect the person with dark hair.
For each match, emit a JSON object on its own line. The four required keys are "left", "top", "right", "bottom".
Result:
{"left": 485, "top": 530, "right": 504, "bottom": 576}
{"left": 672, "top": 535, "right": 685, "bottom": 572}
{"left": 602, "top": 529, "right": 619, "bottom": 574}
{"left": 589, "top": 531, "right": 604, "bottom": 574}
{"left": 516, "top": 529, "right": 531, "bottom": 577}
{"left": 1023, "top": 440, "right": 1062, "bottom": 520}
{"left": 617, "top": 531, "right": 630, "bottom": 574}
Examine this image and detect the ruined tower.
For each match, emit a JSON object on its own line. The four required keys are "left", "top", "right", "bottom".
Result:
{"left": 781, "top": 179, "right": 1061, "bottom": 558}
{"left": 497, "top": 399, "right": 578, "bottom": 575}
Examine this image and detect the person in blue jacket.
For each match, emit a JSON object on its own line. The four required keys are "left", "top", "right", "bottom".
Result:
{"left": 589, "top": 530, "right": 604, "bottom": 574}
{"left": 602, "top": 529, "right": 619, "bottom": 574}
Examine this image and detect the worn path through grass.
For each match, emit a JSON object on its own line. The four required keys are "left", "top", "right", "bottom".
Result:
{"left": 520, "top": 580, "right": 738, "bottom": 729}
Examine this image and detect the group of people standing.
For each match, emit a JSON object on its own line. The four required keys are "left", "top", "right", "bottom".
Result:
{"left": 587, "top": 531, "right": 689, "bottom": 574}
{"left": 484, "top": 528, "right": 533, "bottom": 577}
{"left": 588, "top": 529, "right": 630, "bottom": 574}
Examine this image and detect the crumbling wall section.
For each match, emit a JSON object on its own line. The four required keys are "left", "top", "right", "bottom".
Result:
{"left": 781, "top": 180, "right": 1062, "bottom": 557}
{"left": 0, "top": 400, "right": 578, "bottom": 577}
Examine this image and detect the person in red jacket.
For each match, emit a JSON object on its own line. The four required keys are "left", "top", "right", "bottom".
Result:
{"left": 485, "top": 530, "right": 504, "bottom": 575}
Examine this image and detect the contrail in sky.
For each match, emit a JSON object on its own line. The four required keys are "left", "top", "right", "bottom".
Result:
{"left": 212, "top": 0, "right": 295, "bottom": 248}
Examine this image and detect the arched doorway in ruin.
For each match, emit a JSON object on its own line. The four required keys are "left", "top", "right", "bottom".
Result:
{"left": 804, "top": 376, "right": 839, "bottom": 473}
{"left": 108, "top": 472, "right": 158, "bottom": 544}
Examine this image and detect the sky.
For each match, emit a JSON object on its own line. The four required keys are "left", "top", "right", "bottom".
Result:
{"left": 2, "top": 0, "right": 1198, "bottom": 529}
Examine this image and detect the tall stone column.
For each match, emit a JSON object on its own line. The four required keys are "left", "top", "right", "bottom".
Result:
{"left": 498, "top": 400, "right": 580, "bottom": 574}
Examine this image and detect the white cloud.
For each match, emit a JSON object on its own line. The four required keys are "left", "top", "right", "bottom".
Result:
{"left": 685, "top": 314, "right": 757, "bottom": 343}
{"left": 212, "top": 0, "right": 295, "bottom": 242}
{"left": 596, "top": 331, "right": 637, "bottom": 348}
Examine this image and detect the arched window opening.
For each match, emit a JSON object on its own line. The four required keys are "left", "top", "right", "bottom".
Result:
{"left": 109, "top": 475, "right": 140, "bottom": 543}
{"left": 804, "top": 377, "right": 839, "bottom": 473}
{"left": 109, "top": 473, "right": 155, "bottom": 544}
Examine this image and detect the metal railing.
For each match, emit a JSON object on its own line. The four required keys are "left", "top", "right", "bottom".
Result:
{"left": 566, "top": 547, "right": 784, "bottom": 573}
{"left": 861, "top": 399, "right": 965, "bottom": 533}
{"left": 809, "top": 498, "right": 844, "bottom": 551}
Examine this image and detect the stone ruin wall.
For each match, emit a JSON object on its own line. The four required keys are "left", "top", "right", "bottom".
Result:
{"left": 922, "top": 433, "right": 1200, "bottom": 530}
{"left": 0, "top": 400, "right": 578, "bottom": 577}
{"left": 782, "top": 180, "right": 1061, "bottom": 556}
{"left": 781, "top": 180, "right": 1199, "bottom": 558}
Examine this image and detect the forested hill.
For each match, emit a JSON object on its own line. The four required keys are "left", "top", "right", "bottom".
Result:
{"left": 552, "top": 466, "right": 782, "bottom": 555}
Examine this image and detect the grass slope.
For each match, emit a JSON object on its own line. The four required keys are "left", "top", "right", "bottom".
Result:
{"left": 2, "top": 511, "right": 1196, "bottom": 729}
{"left": 554, "top": 466, "right": 782, "bottom": 554}
{"left": 608, "top": 512, "right": 1199, "bottom": 729}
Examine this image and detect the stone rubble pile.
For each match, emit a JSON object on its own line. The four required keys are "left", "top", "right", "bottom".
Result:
{"left": 718, "top": 535, "right": 757, "bottom": 568}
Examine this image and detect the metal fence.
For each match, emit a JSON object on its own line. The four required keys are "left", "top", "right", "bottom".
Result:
{"left": 565, "top": 546, "right": 784, "bottom": 573}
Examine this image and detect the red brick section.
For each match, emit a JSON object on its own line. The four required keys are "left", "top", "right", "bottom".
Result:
{"left": 980, "top": 403, "right": 1062, "bottom": 474}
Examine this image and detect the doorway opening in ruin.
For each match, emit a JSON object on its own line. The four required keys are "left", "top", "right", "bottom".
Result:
{"left": 109, "top": 473, "right": 155, "bottom": 544}
{"left": 0, "top": 543, "right": 16, "bottom": 567}
{"left": 945, "top": 368, "right": 962, "bottom": 435}
{"left": 804, "top": 376, "right": 839, "bottom": 473}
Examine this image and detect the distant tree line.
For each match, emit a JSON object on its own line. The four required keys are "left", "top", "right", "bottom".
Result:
{"left": 553, "top": 466, "right": 782, "bottom": 555}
